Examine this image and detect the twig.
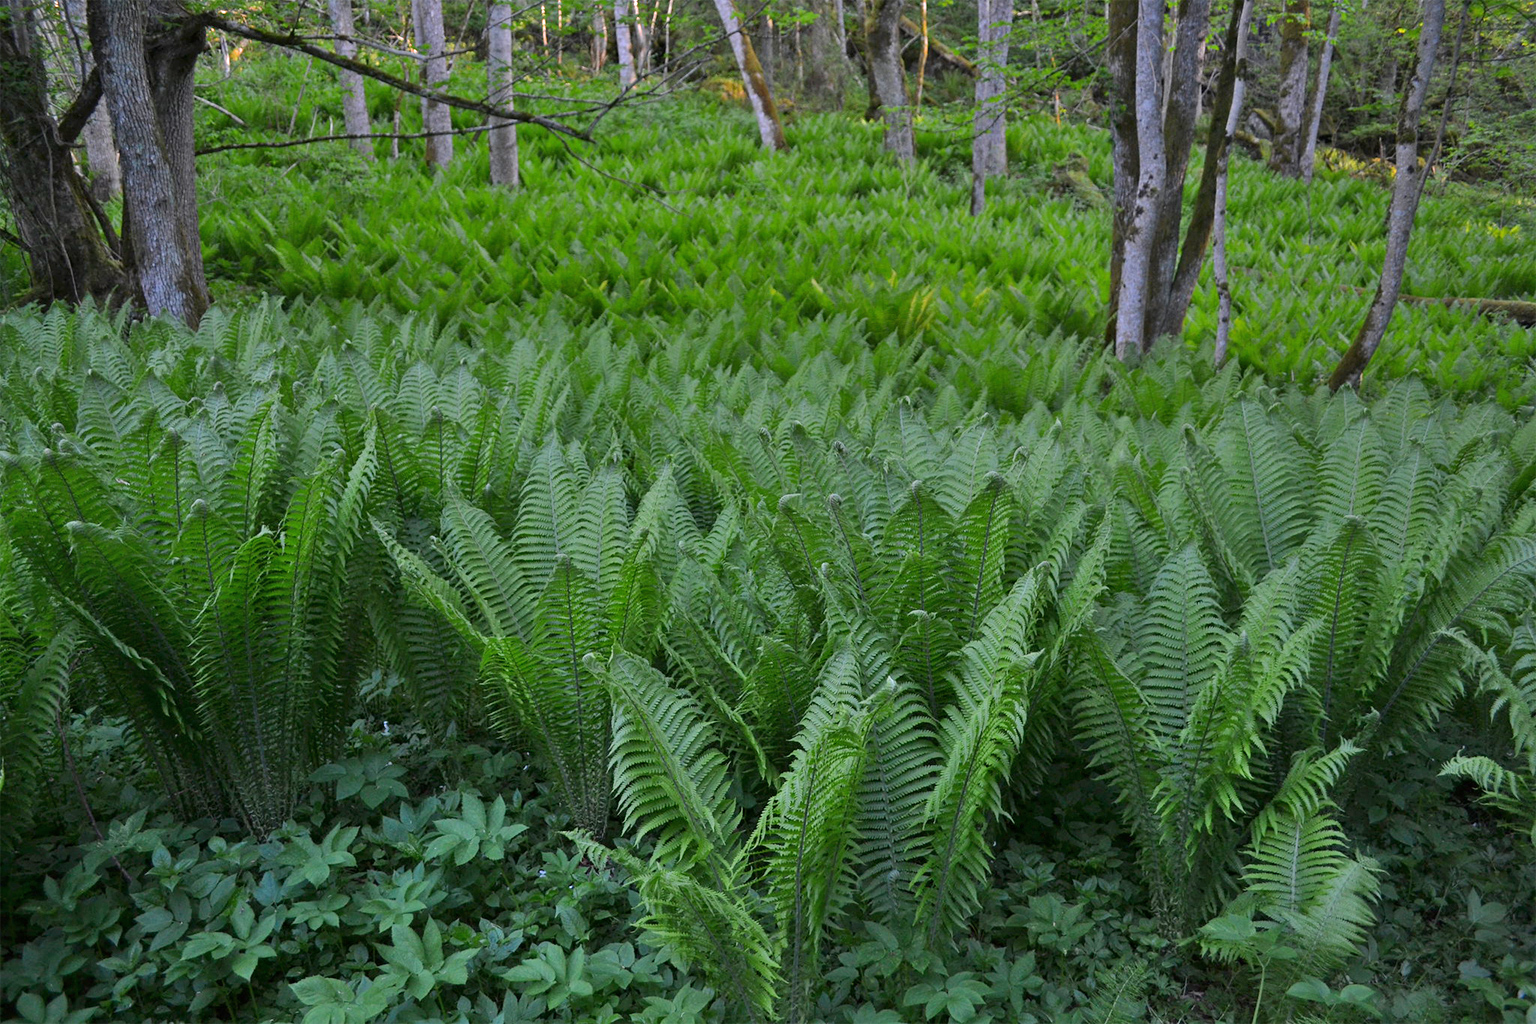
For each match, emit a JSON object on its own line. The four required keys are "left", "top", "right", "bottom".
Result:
{"left": 197, "top": 124, "right": 492, "bottom": 155}
{"left": 58, "top": 707, "right": 137, "bottom": 887}
{"left": 195, "top": 94, "right": 248, "bottom": 125}
{"left": 0, "top": 225, "right": 29, "bottom": 251}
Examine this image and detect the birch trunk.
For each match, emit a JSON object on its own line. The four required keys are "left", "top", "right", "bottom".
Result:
{"left": 592, "top": 6, "right": 607, "bottom": 73}
{"left": 614, "top": 0, "right": 634, "bottom": 87}
{"left": 1213, "top": 0, "right": 1254, "bottom": 365}
{"left": 0, "top": 0, "right": 124, "bottom": 304}
{"left": 969, "top": 0, "right": 1013, "bottom": 215}
{"left": 87, "top": 0, "right": 206, "bottom": 326}
{"left": 865, "top": 0, "right": 912, "bottom": 160}
{"left": 328, "top": 0, "right": 372, "bottom": 158}
{"left": 61, "top": 0, "right": 121, "bottom": 200}
{"left": 713, "top": 0, "right": 788, "bottom": 150}
{"left": 488, "top": 2, "right": 519, "bottom": 187}
{"left": 1111, "top": 0, "right": 1166, "bottom": 359}
{"left": 1269, "top": 0, "right": 1310, "bottom": 176}
{"left": 1328, "top": 0, "right": 1446, "bottom": 389}
{"left": 1299, "top": 1, "right": 1341, "bottom": 182}
{"left": 413, "top": 0, "right": 452, "bottom": 167}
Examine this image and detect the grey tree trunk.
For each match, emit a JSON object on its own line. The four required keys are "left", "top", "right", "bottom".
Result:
{"left": 592, "top": 6, "right": 607, "bottom": 73}
{"left": 633, "top": 0, "right": 651, "bottom": 76}
{"left": 865, "top": 0, "right": 912, "bottom": 160}
{"left": 488, "top": 2, "right": 520, "bottom": 187}
{"left": 803, "top": 0, "right": 846, "bottom": 108}
{"left": 1328, "top": 0, "right": 1446, "bottom": 388}
{"left": 969, "top": 0, "right": 1013, "bottom": 214}
{"left": 713, "top": 0, "right": 788, "bottom": 150}
{"left": 87, "top": 0, "right": 206, "bottom": 326}
{"left": 1269, "top": 0, "right": 1310, "bottom": 176}
{"left": 1158, "top": 0, "right": 1253, "bottom": 339}
{"left": 1299, "top": 1, "right": 1342, "bottom": 183}
{"left": 150, "top": 4, "right": 206, "bottom": 304}
{"left": 0, "top": 0, "right": 124, "bottom": 304}
{"left": 61, "top": 0, "right": 120, "bottom": 200}
{"left": 1105, "top": 0, "right": 1138, "bottom": 346}
{"left": 1213, "top": 0, "right": 1255, "bottom": 365}
{"left": 614, "top": 0, "right": 634, "bottom": 87}
{"left": 328, "top": 0, "right": 372, "bottom": 158}
{"left": 1142, "top": 0, "right": 1212, "bottom": 335}
{"left": 413, "top": 0, "right": 452, "bottom": 167}
{"left": 1112, "top": 0, "right": 1167, "bottom": 359}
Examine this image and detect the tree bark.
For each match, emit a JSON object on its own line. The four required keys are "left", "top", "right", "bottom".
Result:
{"left": 1328, "top": 0, "right": 1446, "bottom": 389}
{"left": 1213, "top": 0, "right": 1254, "bottom": 365}
{"left": 1299, "top": 0, "right": 1341, "bottom": 183}
{"left": 1155, "top": 0, "right": 1251, "bottom": 338}
{"left": 1111, "top": 0, "right": 1166, "bottom": 359}
{"left": 488, "top": 2, "right": 520, "bottom": 187}
{"left": 713, "top": 0, "right": 788, "bottom": 150}
{"left": 614, "top": 0, "right": 635, "bottom": 87}
{"left": 0, "top": 0, "right": 124, "bottom": 305}
{"left": 1269, "top": 0, "right": 1310, "bottom": 176}
{"left": 61, "top": 0, "right": 120, "bottom": 200}
{"left": 1141, "top": 0, "right": 1212, "bottom": 336}
{"left": 803, "top": 0, "right": 847, "bottom": 108}
{"left": 87, "top": 0, "right": 206, "bottom": 327}
{"left": 1105, "top": 0, "right": 1138, "bottom": 347}
{"left": 865, "top": 0, "right": 912, "bottom": 160}
{"left": 412, "top": 0, "right": 452, "bottom": 167}
{"left": 327, "top": 0, "right": 372, "bottom": 159}
{"left": 592, "top": 5, "right": 607, "bottom": 73}
{"left": 969, "top": 0, "right": 1013, "bottom": 215}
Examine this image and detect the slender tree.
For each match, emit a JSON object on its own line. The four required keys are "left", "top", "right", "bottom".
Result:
{"left": 328, "top": 0, "right": 372, "bottom": 158}
{"left": 615, "top": 0, "right": 635, "bottom": 87}
{"left": 803, "top": 0, "right": 848, "bottom": 108}
{"left": 1299, "top": 0, "right": 1343, "bottom": 182}
{"left": 62, "top": 0, "right": 119, "bottom": 199}
{"left": 1328, "top": 0, "right": 1447, "bottom": 388}
{"left": 970, "top": 0, "right": 1013, "bottom": 214}
{"left": 1213, "top": 0, "right": 1256, "bottom": 365}
{"left": 1270, "top": 0, "right": 1311, "bottom": 176}
{"left": 1110, "top": 0, "right": 1167, "bottom": 359}
{"left": 712, "top": 0, "right": 788, "bottom": 150}
{"left": 488, "top": 2, "right": 520, "bottom": 187}
{"left": 413, "top": 0, "right": 452, "bottom": 167}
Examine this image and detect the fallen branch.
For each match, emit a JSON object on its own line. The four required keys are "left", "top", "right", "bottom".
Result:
{"left": 204, "top": 14, "right": 590, "bottom": 140}
{"left": 899, "top": 17, "right": 976, "bottom": 77}
{"left": 198, "top": 124, "right": 491, "bottom": 155}
{"left": 1342, "top": 285, "right": 1536, "bottom": 326}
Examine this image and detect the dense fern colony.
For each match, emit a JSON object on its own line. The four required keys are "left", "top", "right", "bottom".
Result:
{"left": 2, "top": 299, "right": 1532, "bottom": 1020}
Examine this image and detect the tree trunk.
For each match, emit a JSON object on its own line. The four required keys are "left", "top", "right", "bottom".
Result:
{"left": 61, "top": 0, "right": 120, "bottom": 200}
{"left": 914, "top": 0, "right": 929, "bottom": 106}
{"left": 1328, "top": 0, "right": 1446, "bottom": 389}
{"left": 1141, "top": 0, "right": 1212, "bottom": 336}
{"left": 614, "top": 0, "right": 634, "bottom": 87}
{"left": 712, "top": 0, "right": 788, "bottom": 150}
{"left": 413, "top": 0, "right": 452, "bottom": 167}
{"left": 803, "top": 0, "right": 846, "bottom": 108}
{"left": 592, "top": 6, "right": 607, "bottom": 73}
{"left": 1156, "top": 0, "right": 1251, "bottom": 338}
{"left": 0, "top": 0, "right": 124, "bottom": 305}
{"left": 1299, "top": 0, "right": 1341, "bottom": 183}
{"left": 328, "top": 0, "right": 372, "bottom": 158}
{"left": 969, "top": 0, "right": 1013, "bottom": 215}
{"left": 488, "top": 2, "right": 519, "bottom": 187}
{"left": 1111, "top": 0, "right": 1166, "bottom": 359}
{"left": 865, "top": 0, "right": 912, "bottom": 160}
{"left": 1213, "top": 0, "right": 1254, "bottom": 365}
{"left": 1105, "top": 0, "right": 1138, "bottom": 346}
{"left": 87, "top": 0, "right": 206, "bottom": 327}
{"left": 147, "top": 3, "right": 206, "bottom": 305}
{"left": 1269, "top": 0, "right": 1309, "bottom": 176}
{"left": 633, "top": 0, "right": 651, "bottom": 76}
